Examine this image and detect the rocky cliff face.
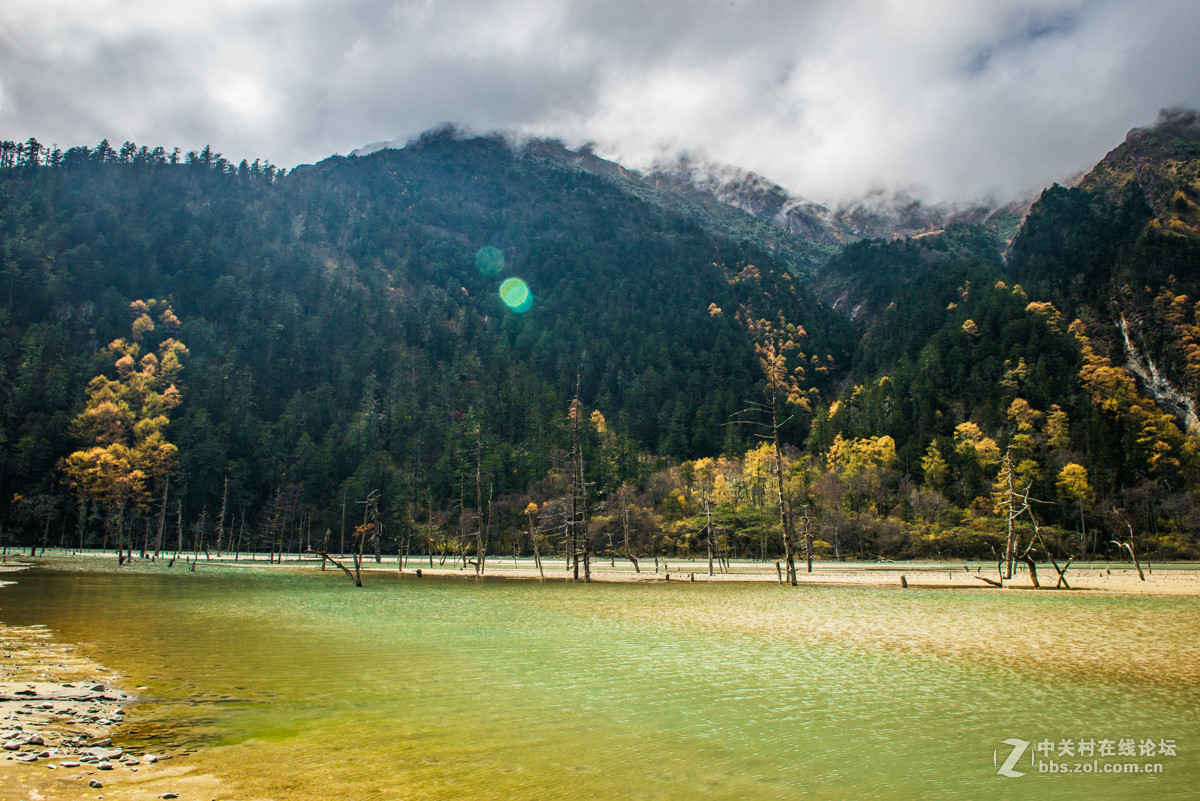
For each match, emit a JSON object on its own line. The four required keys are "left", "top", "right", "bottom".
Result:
{"left": 1121, "top": 314, "right": 1200, "bottom": 433}
{"left": 645, "top": 156, "right": 848, "bottom": 246}
{"left": 647, "top": 155, "right": 1031, "bottom": 246}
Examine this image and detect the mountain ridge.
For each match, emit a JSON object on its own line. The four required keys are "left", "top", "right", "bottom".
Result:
{"left": 3, "top": 112, "right": 1200, "bottom": 560}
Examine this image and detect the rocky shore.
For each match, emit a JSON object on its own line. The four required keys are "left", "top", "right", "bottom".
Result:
{"left": 0, "top": 573, "right": 227, "bottom": 801}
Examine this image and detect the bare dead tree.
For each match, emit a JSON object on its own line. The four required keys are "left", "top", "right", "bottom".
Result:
{"left": 340, "top": 488, "right": 347, "bottom": 556}
{"left": 216, "top": 475, "right": 228, "bottom": 558}
{"left": 342, "top": 489, "right": 379, "bottom": 587}
{"left": 974, "top": 544, "right": 1005, "bottom": 587}
{"left": 190, "top": 507, "right": 206, "bottom": 572}
{"left": 472, "top": 425, "right": 486, "bottom": 576}
{"left": 169, "top": 497, "right": 183, "bottom": 567}
{"left": 619, "top": 485, "right": 640, "bottom": 573}
{"left": 235, "top": 507, "right": 245, "bottom": 562}
{"left": 798, "top": 504, "right": 814, "bottom": 573}
{"left": 154, "top": 481, "right": 169, "bottom": 557}
{"left": 1111, "top": 507, "right": 1146, "bottom": 581}
{"left": 524, "top": 502, "right": 546, "bottom": 579}
{"left": 998, "top": 450, "right": 1028, "bottom": 579}
{"left": 567, "top": 396, "right": 591, "bottom": 582}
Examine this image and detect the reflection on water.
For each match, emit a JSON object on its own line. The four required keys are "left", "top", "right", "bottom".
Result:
{"left": 1, "top": 562, "right": 1197, "bottom": 800}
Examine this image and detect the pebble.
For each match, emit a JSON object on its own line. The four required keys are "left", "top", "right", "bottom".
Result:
{"left": 88, "top": 746, "right": 122, "bottom": 759}
{"left": 59, "top": 760, "right": 80, "bottom": 767}
{"left": 96, "top": 760, "right": 114, "bottom": 770}
{"left": 89, "top": 778, "right": 103, "bottom": 788}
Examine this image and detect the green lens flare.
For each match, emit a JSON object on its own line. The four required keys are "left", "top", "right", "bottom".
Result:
{"left": 499, "top": 277, "right": 532, "bottom": 312}
{"left": 474, "top": 246, "right": 504, "bottom": 275}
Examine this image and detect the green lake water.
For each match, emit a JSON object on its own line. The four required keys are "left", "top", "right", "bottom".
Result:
{"left": 1, "top": 561, "right": 1198, "bottom": 800}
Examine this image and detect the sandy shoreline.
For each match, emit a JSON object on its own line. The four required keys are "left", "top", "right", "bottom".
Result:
{"left": 355, "top": 557, "right": 1200, "bottom": 595}
{"left": 12, "top": 549, "right": 1200, "bottom": 594}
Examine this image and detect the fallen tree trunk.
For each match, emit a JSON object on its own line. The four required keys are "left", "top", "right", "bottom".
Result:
{"left": 1021, "top": 553, "right": 1040, "bottom": 588}
{"left": 1050, "top": 555, "right": 1073, "bottom": 589}
{"left": 310, "top": 549, "right": 361, "bottom": 586}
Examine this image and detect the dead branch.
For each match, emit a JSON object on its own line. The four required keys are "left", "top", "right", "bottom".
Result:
{"left": 1050, "top": 555, "right": 1073, "bottom": 589}
{"left": 309, "top": 548, "right": 361, "bottom": 586}
{"left": 1110, "top": 506, "right": 1146, "bottom": 581}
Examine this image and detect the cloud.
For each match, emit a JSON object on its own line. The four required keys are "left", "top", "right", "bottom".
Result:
{"left": 1, "top": 0, "right": 1197, "bottom": 203}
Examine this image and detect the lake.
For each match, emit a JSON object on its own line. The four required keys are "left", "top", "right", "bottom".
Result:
{"left": 1, "top": 561, "right": 1197, "bottom": 800}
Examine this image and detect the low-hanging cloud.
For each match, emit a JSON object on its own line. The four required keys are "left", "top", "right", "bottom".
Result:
{"left": 2, "top": 0, "right": 1197, "bottom": 204}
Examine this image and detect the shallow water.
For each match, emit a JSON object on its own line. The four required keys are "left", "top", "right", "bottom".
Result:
{"left": 1, "top": 562, "right": 1197, "bottom": 800}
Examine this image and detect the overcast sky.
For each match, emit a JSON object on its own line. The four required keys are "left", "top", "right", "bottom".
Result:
{"left": 2, "top": 0, "right": 1197, "bottom": 204}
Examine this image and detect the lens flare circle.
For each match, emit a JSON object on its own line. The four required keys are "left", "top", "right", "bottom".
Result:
{"left": 475, "top": 246, "right": 505, "bottom": 276}
{"left": 499, "top": 277, "right": 532, "bottom": 312}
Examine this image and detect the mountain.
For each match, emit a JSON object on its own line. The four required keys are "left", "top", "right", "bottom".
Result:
{"left": 1006, "top": 108, "right": 1200, "bottom": 438}
{"left": 644, "top": 155, "right": 847, "bottom": 247}
{"left": 356, "top": 129, "right": 837, "bottom": 277}
{"left": 646, "top": 155, "right": 1034, "bottom": 250}
{"left": 1080, "top": 107, "right": 1200, "bottom": 235}
{"left": 0, "top": 129, "right": 853, "bottom": 535}
{"left": 3, "top": 114, "right": 1200, "bottom": 561}
{"left": 804, "top": 110, "right": 1200, "bottom": 554}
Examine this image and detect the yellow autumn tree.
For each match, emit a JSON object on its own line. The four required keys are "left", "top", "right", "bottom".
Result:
{"left": 827, "top": 434, "right": 897, "bottom": 516}
{"left": 921, "top": 441, "right": 950, "bottom": 491}
{"left": 739, "top": 308, "right": 813, "bottom": 583}
{"left": 60, "top": 300, "right": 187, "bottom": 555}
{"left": 1056, "top": 463, "right": 1094, "bottom": 559}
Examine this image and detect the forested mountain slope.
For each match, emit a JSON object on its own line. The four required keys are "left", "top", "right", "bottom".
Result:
{"left": 0, "top": 131, "right": 851, "bottom": 550}
{"left": 2, "top": 113, "right": 1199, "bottom": 562}
{"left": 809, "top": 111, "right": 1200, "bottom": 557}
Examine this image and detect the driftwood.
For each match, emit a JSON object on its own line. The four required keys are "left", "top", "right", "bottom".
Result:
{"left": 1112, "top": 540, "right": 1146, "bottom": 581}
{"left": 1020, "top": 553, "right": 1040, "bottom": 588}
{"left": 309, "top": 549, "right": 361, "bottom": 586}
{"left": 1049, "top": 556, "right": 1073, "bottom": 589}
{"left": 1111, "top": 507, "right": 1146, "bottom": 581}
{"left": 1018, "top": 504, "right": 1074, "bottom": 590}
{"left": 973, "top": 574, "right": 1004, "bottom": 587}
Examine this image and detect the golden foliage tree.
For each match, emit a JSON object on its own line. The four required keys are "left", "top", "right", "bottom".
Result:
{"left": 1056, "top": 463, "right": 1095, "bottom": 558}
{"left": 59, "top": 300, "right": 187, "bottom": 552}
{"left": 739, "top": 308, "right": 815, "bottom": 583}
